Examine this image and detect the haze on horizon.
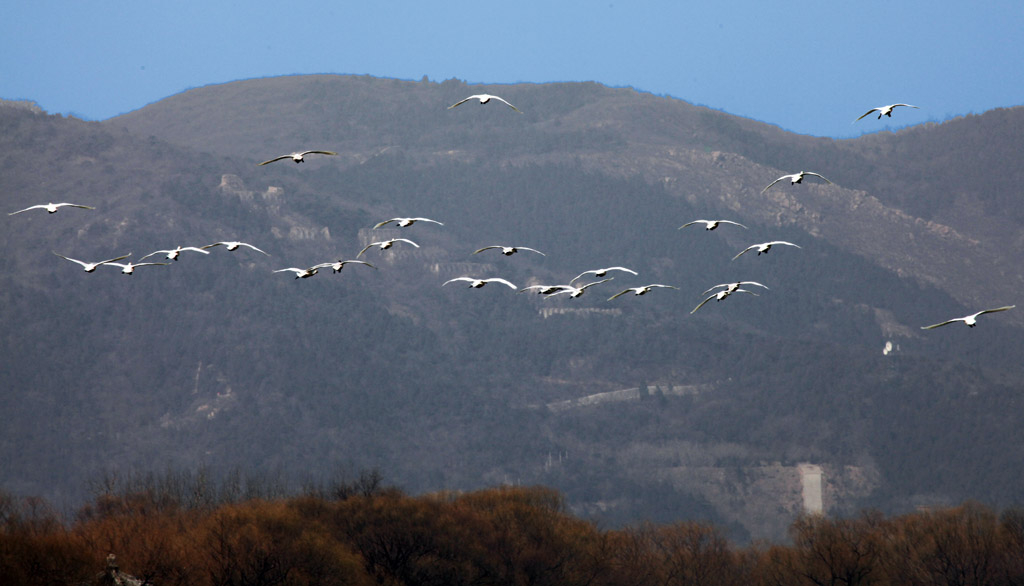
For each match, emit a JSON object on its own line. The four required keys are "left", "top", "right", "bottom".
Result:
{"left": 2, "top": 1, "right": 1022, "bottom": 138}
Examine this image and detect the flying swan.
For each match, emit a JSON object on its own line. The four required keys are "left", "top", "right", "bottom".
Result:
{"left": 447, "top": 94, "right": 522, "bottom": 113}
{"left": 373, "top": 217, "right": 444, "bottom": 228}
{"left": 679, "top": 219, "right": 747, "bottom": 231}
{"left": 257, "top": 150, "right": 338, "bottom": 165}
{"left": 760, "top": 171, "right": 832, "bottom": 194}
{"left": 473, "top": 246, "right": 546, "bottom": 257}
{"left": 732, "top": 241, "right": 801, "bottom": 261}
{"left": 53, "top": 252, "right": 131, "bottom": 273}
{"left": 357, "top": 238, "right": 420, "bottom": 257}
{"left": 921, "top": 306, "right": 1015, "bottom": 330}
{"left": 608, "top": 284, "right": 679, "bottom": 301}
{"left": 9, "top": 202, "right": 95, "bottom": 215}
{"left": 443, "top": 277, "right": 517, "bottom": 289}
{"left": 855, "top": 104, "right": 919, "bottom": 122}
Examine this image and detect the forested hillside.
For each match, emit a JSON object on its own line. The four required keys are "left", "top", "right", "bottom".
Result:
{"left": 1, "top": 77, "right": 1022, "bottom": 541}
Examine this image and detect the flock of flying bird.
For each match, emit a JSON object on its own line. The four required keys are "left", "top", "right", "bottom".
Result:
{"left": 7, "top": 96, "right": 1014, "bottom": 330}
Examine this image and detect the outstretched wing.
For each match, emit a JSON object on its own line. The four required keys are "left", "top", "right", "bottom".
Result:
{"left": 473, "top": 246, "right": 500, "bottom": 255}
{"left": 570, "top": 270, "right": 596, "bottom": 284}
{"left": 760, "top": 177, "right": 785, "bottom": 194}
{"left": 484, "top": 278, "right": 517, "bottom": 289}
{"left": 257, "top": 155, "right": 291, "bottom": 166}
{"left": 239, "top": 242, "right": 270, "bottom": 255}
{"left": 52, "top": 252, "right": 88, "bottom": 267}
{"left": 8, "top": 204, "right": 46, "bottom": 215}
{"left": 517, "top": 247, "right": 546, "bottom": 256}
{"left": 139, "top": 250, "right": 170, "bottom": 261}
{"left": 300, "top": 150, "right": 338, "bottom": 157}
{"left": 447, "top": 96, "right": 475, "bottom": 109}
{"left": 411, "top": 217, "right": 444, "bottom": 225}
{"left": 921, "top": 319, "right": 959, "bottom": 330}
{"left": 373, "top": 219, "right": 398, "bottom": 229}
{"left": 607, "top": 289, "right": 634, "bottom": 301}
{"left": 490, "top": 96, "right": 522, "bottom": 113}
{"left": 356, "top": 243, "right": 378, "bottom": 258}
{"left": 804, "top": 172, "right": 832, "bottom": 184}
{"left": 731, "top": 246, "right": 756, "bottom": 261}
{"left": 690, "top": 295, "right": 716, "bottom": 314}
{"left": 854, "top": 107, "right": 881, "bottom": 122}
{"left": 443, "top": 277, "right": 473, "bottom": 286}
{"left": 977, "top": 305, "right": 1016, "bottom": 318}
{"left": 718, "top": 220, "right": 748, "bottom": 229}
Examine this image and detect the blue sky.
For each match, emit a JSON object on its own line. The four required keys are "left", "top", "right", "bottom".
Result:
{"left": 3, "top": 1, "right": 1022, "bottom": 138}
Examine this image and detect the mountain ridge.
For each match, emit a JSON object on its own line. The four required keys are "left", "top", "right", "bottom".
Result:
{"left": 2, "top": 75, "right": 1022, "bottom": 541}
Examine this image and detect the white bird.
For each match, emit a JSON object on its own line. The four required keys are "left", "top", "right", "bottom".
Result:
{"left": 690, "top": 288, "right": 759, "bottom": 314}
{"left": 702, "top": 281, "right": 770, "bottom": 296}
{"left": 201, "top": 241, "right": 270, "bottom": 255}
{"left": 608, "top": 284, "right": 679, "bottom": 301}
{"left": 53, "top": 251, "right": 131, "bottom": 273}
{"left": 732, "top": 241, "right": 801, "bottom": 261}
{"left": 357, "top": 238, "right": 420, "bottom": 257}
{"left": 257, "top": 150, "right": 338, "bottom": 165}
{"left": 140, "top": 245, "right": 210, "bottom": 261}
{"left": 373, "top": 217, "right": 444, "bottom": 229}
{"left": 311, "top": 259, "right": 376, "bottom": 273}
{"left": 274, "top": 266, "right": 321, "bottom": 279}
{"left": 473, "top": 245, "right": 546, "bottom": 257}
{"left": 570, "top": 267, "right": 637, "bottom": 284}
{"left": 855, "top": 103, "right": 919, "bottom": 122}
{"left": 518, "top": 284, "right": 573, "bottom": 295}
{"left": 106, "top": 261, "right": 169, "bottom": 275}
{"left": 921, "top": 306, "right": 1015, "bottom": 330}
{"left": 679, "top": 219, "right": 747, "bottom": 231}
{"left": 9, "top": 202, "right": 95, "bottom": 215}
{"left": 448, "top": 94, "right": 522, "bottom": 113}
{"left": 760, "top": 171, "right": 832, "bottom": 194}
{"left": 443, "top": 277, "right": 517, "bottom": 289}
{"left": 547, "top": 278, "right": 614, "bottom": 299}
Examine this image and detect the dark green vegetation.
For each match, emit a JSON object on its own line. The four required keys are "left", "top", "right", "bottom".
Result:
{"left": 4, "top": 481, "right": 1024, "bottom": 586}
{"left": 1, "top": 77, "right": 1022, "bottom": 541}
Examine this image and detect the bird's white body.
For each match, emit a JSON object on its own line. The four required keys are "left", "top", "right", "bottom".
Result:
{"left": 547, "top": 278, "right": 614, "bottom": 299}
{"left": 855, "top": 103, "right": 919, "bottom": 122}
{"left": 257, "top": 150, "right": 338, "bottom": 165}
{"left": 373, "top": 217, "right": 444, "bottom": 228}
{"left": 107, "top": 261, "right": 168, "bottom": 275}
{"left": 732, "top": 241, "right": 801, "bottom": 261}
{"left": 518, "top": 284, "right": 572, "bottom": 295}
{"left": 608, "top": 284, "right": 679, "bottom": 301}
{"left": 9, "top": 202, "right": 95, "bottom": 215}
{"left": 443, "top": 277, "right": 517, "bottom": 289}
{"left": 760, "top": 171, "right": 832, "bottom": 194}
{"left": 312, "top": 260, "right": 376, "bottom": 273}
{"left": 202, "top": 241, "right": 270, "bottom": 255}
{"left": 448, "top": 94, "right": 522, "bottom": 113}
{"left": 274, "top": 267, "right": 320, "bottom": 279}
{"left": 702, "top": 281, "right": 769, "bottom": 296}
{"left": 473, "top": 245, "right": 546, "bottom": 257}
{"left": 921, "top": 306, "right": 1015, "bottom": 329}
{"left": 141, "top": 246, "right": 209, "bottom": 261}
{"left": 570, "top": 267, "right": 636, "bottom": 284}
{"left": 679, "top": 219, "right": 747, "bottom": 231}
{"left": 691, "top": 288, "right": 759, "bottom": 314}
{"left": 357, "top": 238, "right": 420, "bottom": 257}
{"left": 53, "top": 251, "right": 131, "bottom": 273}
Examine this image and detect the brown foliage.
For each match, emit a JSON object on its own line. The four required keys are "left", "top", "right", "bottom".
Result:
{"left": 4, "top": 486, "right": 1024, "bottom": 586}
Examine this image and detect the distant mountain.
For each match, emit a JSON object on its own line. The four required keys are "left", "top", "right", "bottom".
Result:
{"left": 1, "top": 78, "right": 1022, "bottom": 542}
